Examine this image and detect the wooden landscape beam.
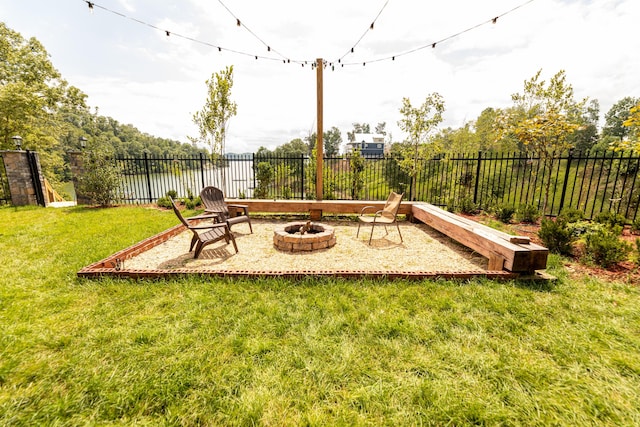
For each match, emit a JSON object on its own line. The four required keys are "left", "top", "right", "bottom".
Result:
{"left": 225, "top": 199, "right": 413, "bottom": 216}
{"left": 411, "top": 203, "right": 548, "bottom": 273}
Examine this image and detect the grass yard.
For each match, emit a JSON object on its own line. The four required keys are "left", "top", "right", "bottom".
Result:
{"left": 1, "top": 205, "right": 639, "bottom": 426}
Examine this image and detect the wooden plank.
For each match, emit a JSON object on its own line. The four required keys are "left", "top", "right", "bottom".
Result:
{"left": 419, "top": 204, "right": 530, "bottom": 244}
{"left": 411, "top": 203, "right": 547, "bottom": 273}
{"left": 226, "top": 199, "right": 413, "bottom": 216}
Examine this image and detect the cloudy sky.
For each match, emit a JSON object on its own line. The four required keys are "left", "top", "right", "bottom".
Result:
{"left": 1, "top": 0, "right": 638, "bottom": 153}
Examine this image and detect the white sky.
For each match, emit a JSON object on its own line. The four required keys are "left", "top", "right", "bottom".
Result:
{"left": 1, "top": 0, "right": 639, "bottom": 153}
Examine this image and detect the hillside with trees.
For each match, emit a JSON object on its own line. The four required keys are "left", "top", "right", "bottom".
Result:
{"left": 0, "top": 23, "right": 207, "bottom": 187}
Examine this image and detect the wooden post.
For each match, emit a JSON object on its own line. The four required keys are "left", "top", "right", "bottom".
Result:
{"left": 316, "top": 58, "right": 323, "bottom": 201}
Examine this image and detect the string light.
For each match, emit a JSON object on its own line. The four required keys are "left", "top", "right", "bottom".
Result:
{"left": 339, "top": 0, "right": 536, "bottom": 67}
{"left": 217, "top": 0, "right": 295, "bottom": 63}
{"left": 80, "top": 0, "right": 536, "bottom": 71}
{"left": 334, "top": 0, "right": 390, "bottom": 64}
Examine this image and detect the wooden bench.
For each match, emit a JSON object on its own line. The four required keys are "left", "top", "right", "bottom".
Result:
{"left": 411, "top": 203, "right": 548, "bottom": 273}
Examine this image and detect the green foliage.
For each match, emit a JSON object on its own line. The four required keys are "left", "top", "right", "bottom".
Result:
{"left": 397, "top": 92, "right": 445, "bottom": 200}
{"left": 558, "top": 206, "right": 585, "bottom": 223}
{"left": 349, "top": 148, "right": 365, "bottom": 200}
{"left": 255, "top": 161, "right": 274, "bottom": 198}
{"left": 76, "top": 149, "right": 122, "bottom": 206}
{"left": 631, "top": 218, "right": 640, "bottom": 235}
{"left": 165, "top": 190, "right": 178, "bottom": 199}
{"left": 539, "top": 218, "right": 574, "bottom": 255}
{"left": 190, "top": 66, "right": 237, "bottom": 156}
{"left": 496, "top": 70, "right": 586, "bottom": 212}
{"left": 183, "top": 197, "right": 201, "bottom": 210}
{"left": 583, "top": 228, "right": 632, "bottom": 268}
{"left": 156, "top": 196, "right": 172, "bottom": 209}
{"left": 517, "top": 204, "right": 540, "bottom": 223}
{"left": 493, "top": 203, "right": 516, "bottom": 223}
{"left": 457, "top": 196, "right": 478, "bottom": 214}
{"left": 594, "top": 210, "right": 627, "bottom": 231}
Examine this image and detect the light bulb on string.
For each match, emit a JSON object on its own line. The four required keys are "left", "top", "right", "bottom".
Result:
{"left": 87, "top": 1, "right": 94, "bottom": 13}
{"left": 165, "top": 31, "right": 170, "bottom": 36}
{"left": 236, "top": 18, "right": 241, "bottom": 27}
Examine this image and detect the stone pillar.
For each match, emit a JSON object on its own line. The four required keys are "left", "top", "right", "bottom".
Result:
{"left": 68, "top": 151, "right": 91, "bottom": 205}
{"left": 1, "top": 150, "right": 47, "bottom": 206}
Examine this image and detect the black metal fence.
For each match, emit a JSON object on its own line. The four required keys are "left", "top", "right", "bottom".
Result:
{"left": 0, "top": 153, "right": 11, "bottom": 205}
{"left": 112, "top": 150, "right": 640, "bottom": 222}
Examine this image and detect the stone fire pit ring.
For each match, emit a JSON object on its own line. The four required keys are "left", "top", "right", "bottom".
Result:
{"left": 273, "top": 222, "right": 337, "bottom": 252}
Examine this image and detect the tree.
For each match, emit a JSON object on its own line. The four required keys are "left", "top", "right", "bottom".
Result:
{"left": 397, "top": 93, "right": 445, "bottom": 200}
{"left": 323, "top": 126, "right": 342, "bottom": 156}
{"left": 618, "top": 101, "right": 640, "bottom": 152}
{"left": 603, "top": 96, "right": 640, "bottom": 141}
{"left": 496, "top": 69, "right": 586, "bottom": 213}
{"left": 191, "top": 66, "right": 237, "bottom": 157}
{"left": 0, "top": 23, "right": 88, "bottom": 179}
{"left": 375, "top": 122, "right": 387, "bottom": 135}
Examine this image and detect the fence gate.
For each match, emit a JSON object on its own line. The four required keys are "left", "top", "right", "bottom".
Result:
{"left": 0, "top": 153, "right": 11, "bottom": 205}
{"left": 27, "top": 151, "right": 45, "bottom": 206}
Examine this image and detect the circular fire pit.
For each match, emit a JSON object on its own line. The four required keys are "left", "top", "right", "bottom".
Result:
{"left": 273, "top": 222, "right": 336, "bottom": 252}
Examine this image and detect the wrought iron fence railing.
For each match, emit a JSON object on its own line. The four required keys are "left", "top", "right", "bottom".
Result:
{"left": 110, "top": 150, "right": 640, "bottom": 223}
{"left": 0, "top": 153, "right": 11, "bottom": 205}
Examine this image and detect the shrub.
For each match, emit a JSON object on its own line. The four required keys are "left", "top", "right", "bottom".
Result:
{"left": 517, "top": 204, "right": 540, "bottom": 223}
{"left": 631, "top": 218, "right": 640, "bottom": 235}
{"left": 457, "top": 196, "right": 478, "bottom": 215}
{"left": 156, "top": 196, "right": 172, "bottom": 209}
{"left": 494, "top": 203, "right": 516, "bottom": 223}
{"left": 539, "top": 218, "right": 574, "bottom": 256}
{"left": 558, "top": 207, "right": 584, "bottom": 223}
{"left": 184, "top": 196, "right": 202, "bottom": 210}
{"left": 166, "top": 190, "right": 178, "bottom": 199}
{"left": 76, "top": 149, "right": 122, "bottom": 206}
{"left": 594, "top": 211, "right": 627, "bottom": 231}
{"left": 583, "top": 228, "right": 631, "bottom": 268}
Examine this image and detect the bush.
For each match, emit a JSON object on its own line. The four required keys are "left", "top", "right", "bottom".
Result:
{"left": 517, "top": 204, "right": 540, "bottom": 223}
{"left": 583, "top": 228, "right": 631, "bottom": 268}
{"left": 539, "top": 218, "right": 574, "bottom": 256}
{"left": 76, "top": 149, "right": 122, "bottom": 206}
{"left": 183, "top": 196, "right": 201, "bottom": 210}
{"left": 493, "top": 203, "right": 516, "bottom": 223}
{"left": 156, "top": 196, "right": 172, "bottom": 209}
{"left": 594, "top": 211, "right": 627, "bottom": 231}
{"left": 166, "top": 190, "right": 178, "bottom": 199}
{"left": 457, "top": 196, "right": 478, "bottom": 215}
{"left": 631, "top": 218, "right": 640, "bottom": 235}
{"left": 558, "top": 207, "right": 584, "bottom": 223}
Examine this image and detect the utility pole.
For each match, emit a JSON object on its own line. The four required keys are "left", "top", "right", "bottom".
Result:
{"left": 316, "top": 58, "right": 323, "bottom": 200}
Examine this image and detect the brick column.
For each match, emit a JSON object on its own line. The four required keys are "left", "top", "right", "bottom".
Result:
{"left": 1, "top": 150, "right": 47, "bottom": 206}
{"left": 68, "top": 151, "right": 92, "bottom": 205}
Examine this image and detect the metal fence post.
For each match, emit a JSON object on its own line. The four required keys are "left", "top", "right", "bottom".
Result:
{"left": 199, "top": 152, "right": 205, "bottom": 189}
{"left": 473, "top": 151, "right": 482, "bottom": 205}
{"left": 143, "top": 152, "right": 153, "bottom": 203}
{"left": 558, "top": 149, "right": 573, "bottom": 214}
{"left": 300, "top": 154, "right": 305, "bottom": 199}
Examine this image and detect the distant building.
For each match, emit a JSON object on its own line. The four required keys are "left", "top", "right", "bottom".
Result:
{"left": 344, "top": 133, "right": 385, "bottom": 157}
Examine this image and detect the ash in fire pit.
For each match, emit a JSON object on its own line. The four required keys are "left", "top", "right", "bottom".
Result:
{"left": 273, "top": 221, "right": 336, "bottom": 252}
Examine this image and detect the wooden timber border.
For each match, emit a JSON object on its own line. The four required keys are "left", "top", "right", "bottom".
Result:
{"left": 78, "top": 199, "right": 548, "bottom": 279}
{"left": 229, "top": 199, "right": 547, "bottom": 274}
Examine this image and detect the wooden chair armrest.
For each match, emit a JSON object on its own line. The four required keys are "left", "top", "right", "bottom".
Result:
{"left": 360, "top": 206, "right": 376, "bottom": 215}
{"left": 227, "top": 204, "right": 249, "bottom": 216}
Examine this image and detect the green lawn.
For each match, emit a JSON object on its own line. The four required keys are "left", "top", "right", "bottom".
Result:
{"left": 1, "top": 205, "right": 639, "bottom": 426}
